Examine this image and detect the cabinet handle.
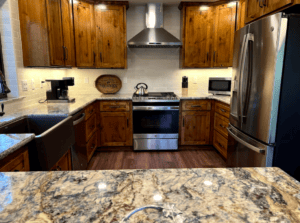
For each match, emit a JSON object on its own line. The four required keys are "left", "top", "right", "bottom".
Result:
{"left": 127, "top": 118, "right": 129, "bottom": 128}
{"left": 207, "top": 52, "right": 209, "bottom": 62}
{"left": 14, "top": 169, "right": 20, "bottom": 172}
{"left": 109, "top": 106, "right": 121, "bottom": 108}
{"left": 100, "top": 52, "right": 102, "bottom": 63}
{"left": 89, "top": 109, "right": 94, "bottom": 114}
{"left": 65, "top": 47, "right": 68, "bottom": 61}
{"left": 90, "top": 125, "right": 95, "bottom": 130}
{"left": 63, "top": 46, "right": 66, "bottom": 61}
{"left": 93, "top": 52, "right": 96, "bottom": 65}
{"left": 262, "top": 0, "right": 267, "bottom": 6}
{"left": 220, "top": 109, "right": 226, "bottom": 113}
{"left": 183, "top": 117, "right": 185, "bottom": 127}
{"left": 218, "top": 142, "right": 224, "bottom": 149}
{"left": 57, "top": 166, "right": 62, "bottom": 171}
{"left": 213, "top": 51, "right": 216, "bottom": 62}
{"left": 191, "top": 105, "right": 202, "bottom": 108}
{"left": 259, "top": 0, "right": 264, "bottom": 8}
{"left": 219, "top": 124, "right": 225, "bottom": 129}
{"left": 91, "top": 144, "right": 96, "bottom": 149}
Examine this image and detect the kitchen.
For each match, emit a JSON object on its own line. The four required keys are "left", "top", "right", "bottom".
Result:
{"left": 0, "top": 0, "right": 300, "bottom": 222}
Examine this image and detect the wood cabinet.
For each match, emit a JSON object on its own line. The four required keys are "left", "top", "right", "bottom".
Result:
{"left": 95, "top": 5, "right": 127, "bottom": 68}
{"left": 51, "top": 149, "right": 72, "bottom": 171}
{"left": 73, "top": 1, "right": 128, "bottom": 68}
{"left": 73, "top": 0, "right": 96, "bottom": 67}
{"left": 237, "top": 0, "right": 246, "bottom": 30}
{"left": 99, "top": 101, "right": 132, "bottom": 146}
{"left": 180, "top": 2, "right": 237, "bottom": 68}
{"left": 18, "top": 0, "right": 75, "bottom": 67}
{"left": 0, "top": 147, "right": 30, "bottom": 172}
{"left": 180, "top": 100, "right": 211, "bottom": 145}
{"left": 213, "top": 4, "right": 236, "bottom": 67}
{"left": 245, "top": 0, "right": 294, "bottom": 24}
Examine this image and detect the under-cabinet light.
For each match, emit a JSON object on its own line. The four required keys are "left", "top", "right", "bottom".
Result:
{"left": 200, "top": 6, "right": 209, "bottom": 11}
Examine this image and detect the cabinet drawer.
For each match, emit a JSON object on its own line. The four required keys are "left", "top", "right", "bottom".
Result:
{"left": 0, "top": 149, "right": 30, "bottom": 172}
{"left": 85, "top": 103, "right": 96, "bottom": 120}
{"left": 86, "top": 114, "right": 96, "bottom": 141}
{"left": 100, "top": 101, "right": 130, "bottom": 112}
{"left": 215, "top": 102, "right": 230, "bottom": 118}
{"left": 87, "top": 132, "right": 97, "bottom": 162}
{"left": 182, "top": 100, "right": 211, "bottom": 111}
{"left": 213, "top": 130, "right": 228, "bottom": 159}
{"left": 51, "top": 149, "right": 72, "bottom": 171}
{"left": 214, "top": 113, "right": 229, "bottom": 138}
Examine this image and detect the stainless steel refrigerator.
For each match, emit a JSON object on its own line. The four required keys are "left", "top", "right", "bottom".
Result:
{"left": 227, "top": 12, "right": 300, "bottom": 181}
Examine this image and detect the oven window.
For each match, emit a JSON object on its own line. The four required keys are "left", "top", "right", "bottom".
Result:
{"left": 133, "top": 110, "right": 179, "bottom": 134}
{"left": 209, "top": 80, "right": 231, "bottom": 91}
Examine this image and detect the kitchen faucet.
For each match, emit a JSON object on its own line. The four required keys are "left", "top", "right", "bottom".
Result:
{"left": 0, "top": 103, "right": 4, "bottom": 116}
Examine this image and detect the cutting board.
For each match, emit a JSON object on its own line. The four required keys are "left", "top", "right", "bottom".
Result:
{"left": 95, "top": 75, "right": 122, "bottom": 94}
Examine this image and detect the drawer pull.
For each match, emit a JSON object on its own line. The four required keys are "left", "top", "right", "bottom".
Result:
{"left": 56, "top": 166, "right": 62, "bottom": 171}
{"left": 218, "top": 142, "right": 224, "bottom": 149}
{"left": 220, "top": 109, "right": 226, "bottom": 113}
{"left": 91, "top": 144, "right": 96, "bottom": 149}
{"left": 191, "top": 105, "right": 202, "bottom": 108}
{"left": 109, "top": 106, "right": 121, "bottom": 108}
{"left": 89, "top": 109, "right": 94, "bottom": 114}
{"left": 219, "top": 124, "right": 225, "bottom": 129}
{"left": 90, "top": 125, "right": 95, "bottom": 130}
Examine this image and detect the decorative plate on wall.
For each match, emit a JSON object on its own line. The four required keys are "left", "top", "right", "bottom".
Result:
{"left": 95, "top": 75, "right": 122, "bottom": 94}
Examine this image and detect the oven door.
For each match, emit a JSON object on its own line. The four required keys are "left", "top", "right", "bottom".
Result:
{"left": 133, "top": 106, "right": 179, "bottom": 150}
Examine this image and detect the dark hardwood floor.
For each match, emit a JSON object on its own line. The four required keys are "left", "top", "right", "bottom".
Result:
{"left": 87, "top": 146, "right": 226, "bottom": 170}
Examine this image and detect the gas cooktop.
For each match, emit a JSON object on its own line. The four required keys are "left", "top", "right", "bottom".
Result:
{"left": 132, "top": 92, "right": 179, "bottom": 103}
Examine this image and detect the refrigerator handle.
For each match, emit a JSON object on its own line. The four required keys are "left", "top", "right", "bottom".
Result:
{"left": 227, "top": 125, "right": 265, "bottom": 154}
{"left": 239, "top": 33, "right": 254, "bottom": 122}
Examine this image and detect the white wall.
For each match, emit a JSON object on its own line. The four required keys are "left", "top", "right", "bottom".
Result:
{"left": 1, "top": 3, "right": 232, "bottom": 113}
{"left": 66, "top": 5, "right": 232, "bottom": 96}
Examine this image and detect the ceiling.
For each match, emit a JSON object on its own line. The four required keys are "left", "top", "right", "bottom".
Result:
{"left": 118, "top": 0, "right": 219, "bottom": 5}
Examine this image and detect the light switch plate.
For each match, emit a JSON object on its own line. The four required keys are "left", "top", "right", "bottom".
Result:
{"left": 21, "top": 80, "right": 28, "bottom": 91}
{"left": 31, "top": 79, "right": 35, "bottom": 90}
{"left": 84, "top": 77, "right": 89, "bottom": 84}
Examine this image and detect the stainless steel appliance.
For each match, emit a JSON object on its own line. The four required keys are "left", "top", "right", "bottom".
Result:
{"left": 227, "top": 12, "right": 300, "bottom": 181}
{"left": 208, "top": 77, "right": 232, "bottom": 95}
{"left": 46, "top": 77, "right": 75, "bottom": 103}
{"left": 133, "top": 92, "right": 180, "bottom": 150}
{"left": 134, "top": 83, "right": 149, "bottom": 96}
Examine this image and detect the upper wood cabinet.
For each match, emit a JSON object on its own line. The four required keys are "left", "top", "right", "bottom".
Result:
{"left": 73, "top": 1, "right": 96, "bottom": 68}
{"left": 213, "top": 3, "right": 236, "bottom": 67}
{"left": 237, "top": 0, "right": 246, "bottom": 30}
{"left": 245, "top": 0, "right": 294, "bottom": 23}
{"left": 95, "top": 5, "right": 127, "bottom": 68}
{"left": 73, "top": 1, "right": 128, "bottom": 68}
{"left": 180, "top": 2, "right": 237, "bottom": 68}
{"left": 18, "top": 0, "right": 75, "bottom": 67}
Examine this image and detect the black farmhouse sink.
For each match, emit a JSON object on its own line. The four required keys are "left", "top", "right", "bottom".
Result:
{"left": 0, "top": 115, "right": 75, "bottom": 170}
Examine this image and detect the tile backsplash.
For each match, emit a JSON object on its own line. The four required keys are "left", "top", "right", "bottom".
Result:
{"left": 1, "top": 2, "right": 232, "bottom": 114}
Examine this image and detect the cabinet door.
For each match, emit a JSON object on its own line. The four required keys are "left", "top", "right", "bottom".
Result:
{"left": 237, "top": 0, "right": 246, "bottom": 30}
{"left": 61, "top": 0, "right": 76, "bottom": 67}
{"left": 46, "top": 0, "right": 65, "bottom": 66}
{"left": 51, "top": 149, "right": 72, "bottom": 171}
{"left": 183, "top": 6, "right": 213, "bottom": 68}
{"left": 95, "top": 5, "right": 126, "bottom": 68}
{"left": 100, "top": 112, "right": 132, "bottom": 146}
{"left": 213, "top": 3, "right": 237, "bottom": 67}
{"left": 264, "top": 0, "right": 293, "bottom": 15}
{"left": 181, "top": 111, "right": 210, "bottom": 145}
{"left": 246, "top": 0, "right": 263, "bottom": 22}
{"left": 73, "top": 0, "right": 96, "bottom": 67}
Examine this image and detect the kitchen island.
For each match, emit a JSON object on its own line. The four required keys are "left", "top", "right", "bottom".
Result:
{"left": 0, "top": 167, "right": 299, "bottom": 222}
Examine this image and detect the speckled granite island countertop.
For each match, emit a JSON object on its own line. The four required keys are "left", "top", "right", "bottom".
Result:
{"left": 0, "top": 167, "right": 299, "bottom": 222}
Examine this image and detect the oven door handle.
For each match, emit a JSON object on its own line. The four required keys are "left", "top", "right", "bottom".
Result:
{"left": 133, "top": 106, "right": 179, "bottom": 111}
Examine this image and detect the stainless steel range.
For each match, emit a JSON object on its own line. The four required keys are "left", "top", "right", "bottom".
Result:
{"left": 132, "top": 92, "right": 180, "bottom": 150}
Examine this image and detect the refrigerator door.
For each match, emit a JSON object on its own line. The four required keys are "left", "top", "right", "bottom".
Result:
{"left": 227, "top": 124, "right": 274, "bottom": 167}
{"left": 230, "top": 25, "right": 249, "bottom": 129}
{"left": 237, "top": 13, "right": 287, "bottom": 144}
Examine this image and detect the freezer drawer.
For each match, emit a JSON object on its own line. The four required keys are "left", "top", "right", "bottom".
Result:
{"left": 226, "top": 124, "right": 274, "bottom": 168}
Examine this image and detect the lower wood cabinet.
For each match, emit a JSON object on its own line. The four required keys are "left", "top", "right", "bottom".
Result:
{"left": 100, "top": 112, "right": 132, "bottom": 146}
{"left": 213, "top": 130, "right": 228, "bottom": 158}
{"left": 0, "top": 147, "right": 30, "bottom": 172}
{"left": 181, "top": 111, "right": 210, "bottom": 145}
{"left": 51, "top": 149, "right": 72, "bottom": 171}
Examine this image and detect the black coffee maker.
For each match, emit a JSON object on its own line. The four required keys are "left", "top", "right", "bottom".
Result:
{"left": 46, "top": 77, "right": 75, "bottom": 103}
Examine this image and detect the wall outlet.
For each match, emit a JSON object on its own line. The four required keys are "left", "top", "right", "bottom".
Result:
{"left": 193, "top": 76, "right": 198, "bottom": 83}
{"left": 123, "top": 77, "right": 127, "bottom": 84}
{"left": 84, "top": 77, "right": 89, "bottom": 84}
{"left": 21, "top": 80, "right": 28, "bottom": 91}
{"left": 31, "top": 79, "right": 35, "bottom": 90}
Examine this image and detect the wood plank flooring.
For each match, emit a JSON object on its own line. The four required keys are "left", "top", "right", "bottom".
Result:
{"left": 87, "top": 146, "right": 226, "bottom": 170}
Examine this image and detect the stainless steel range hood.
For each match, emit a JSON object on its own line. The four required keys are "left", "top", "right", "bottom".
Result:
{"left": 127, "top": 3, "right": 182, "bottom": 48}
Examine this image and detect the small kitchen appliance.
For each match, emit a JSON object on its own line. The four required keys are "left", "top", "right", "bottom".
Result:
{"left": 132, "top": 92, "right": 180, "bottom": 151}
{"left": 46, "top": 77, "right": 75, "bottom": 103}
{"left": 208, "top": 77, "right": 232, "bottom": 95}
{"left": 134, "top": 83, "right": 149, "bottom": 96}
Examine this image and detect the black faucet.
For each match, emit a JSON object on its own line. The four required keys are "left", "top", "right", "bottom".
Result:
{"left": 0, "top": 103, "right": 4, "bottom": 116}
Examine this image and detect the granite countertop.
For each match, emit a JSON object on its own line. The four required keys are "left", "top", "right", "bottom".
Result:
{"left": 0, "top": 93, "right": 230, "bottom": 160}
{"left": 0, "top": 167, "right": 299, "bottom": 222}
{"left": 0, "top": 134, "right": 35, "bottom": 160}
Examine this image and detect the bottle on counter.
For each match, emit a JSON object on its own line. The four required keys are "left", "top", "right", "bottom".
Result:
{"left": 182, "top": 76, "right": 188, "bottom": 96}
